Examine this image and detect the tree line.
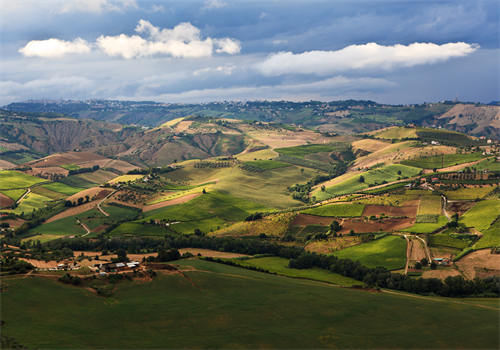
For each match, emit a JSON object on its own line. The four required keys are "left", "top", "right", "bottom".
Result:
{"left": 10, "top": 234, "right": 499, "bottom": 298}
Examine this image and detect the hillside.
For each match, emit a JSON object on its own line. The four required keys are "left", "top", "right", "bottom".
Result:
{"left": 435, "top": 104, "right": 500, "bottom": 138}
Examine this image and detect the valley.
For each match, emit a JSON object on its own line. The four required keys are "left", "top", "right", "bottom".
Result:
{"left": 1, "top": 102, "right": 499, "bottom": 349}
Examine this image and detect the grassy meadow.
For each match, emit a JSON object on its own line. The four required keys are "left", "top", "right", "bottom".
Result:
{"left": 42, "top": 182, "right": 84, "bottom": 196}
{"left": 333, "top": 235, "right": 407, "bottom": 270}
{"left": 141, "top": 191, "right": 268, "bottom": 234}
{"left": 314, "top": 164, "right": 421, "bottom": 200}
{"left": 162, "top": 162, "right": 321, "bottom": 208}
{"left": 229, "top": 256, "right": 362, "bottom": 286}
{"left": 444, "top": 186, "right": 496, "bottom": 200}
{"left": 0, "top": 170, "right": 45, "bottom": 189}
{"left": 402, "top": 153, "right": 485, "bottom": 169}
{"left": 2, "top": 259, "right": 498, "bottom": 349}
{"left": 473, "top": 219, "right": 500, "bottom": 249}
{"left": 460, "top": 200, "right": 500, "bottom": 232}
{"left": 403, "top": 216, "right": 448, "bottom": 234}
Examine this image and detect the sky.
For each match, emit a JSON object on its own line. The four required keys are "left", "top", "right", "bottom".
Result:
{"left": 0, "top": 0, "right": 498, "bottom": 105}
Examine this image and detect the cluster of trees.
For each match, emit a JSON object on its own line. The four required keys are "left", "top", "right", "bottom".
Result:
{"left": 0, "top": 256, "right": 34, "bottom": 274}
{"left": 288, "top": 251, "right": 499, "bottom": 297}
{"left": 194, "top": 161, "right": 234, "bottom": 168}
{"left": 143, "top": 248, "right": 181, "bottom": 263}
{"left": 64, "top": 195, "right": 90, "bottom": 207}
{"left": 68, "top": 165, "right": 99, "bottom": 175}
{"left": 289, "top": 162, "right": 349, "bottom": 203}
{"left": 127, "top": 166, "right": 179, "bottom": 175}
{"left": 245, "top": 212, "right": 263, "bottom": 221}
{"left": 58, "top": 273, "right": 82, "bottom": 286}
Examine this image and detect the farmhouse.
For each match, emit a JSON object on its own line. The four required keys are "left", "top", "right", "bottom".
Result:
{"left": 97, "top": 261, "right": 141, "bottom": 272}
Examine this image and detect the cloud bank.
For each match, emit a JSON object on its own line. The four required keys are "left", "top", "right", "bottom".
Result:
{"left": 18, "top": 38, "right": 91, "bottom": 58}
{"left": 19, "top": 20, "right": 241, "bottom": 59}
{"left": 257, "top": 42, "right": 478, "bottom": 76}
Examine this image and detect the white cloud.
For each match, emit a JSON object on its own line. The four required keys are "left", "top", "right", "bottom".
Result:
{"left": 59, "top": 0, "right": 137, "bottom": 14}
{"left": 204, "top": 0, "right": 227, "bottom": 9}
{"left": 257, "top": 42, "right": 478, "bottom": 76}
{"left": 193, "top": 65, "right": 236, "bottom": 76}
{"left": 97, "top": 20, "right": 240, "bottom": 59}
{"left": 19, "top": 38, "right": 91, "bottom": 58}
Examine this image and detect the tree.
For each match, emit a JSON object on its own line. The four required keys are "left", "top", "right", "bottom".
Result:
{"left": 420, "top": 258, "right": 428, "bottom": 267}
{"left": 321, "top": 185, "right": 326, "bottom": 192}
{"left": 359, "top": 175, "right": 365, "bottom": 183}
{"left": 116, "top": 248, "right": 128, "bottom": 262}
{"left": 330, "top": 220, "right": 342, "bottom": 233}
{"left": 194, "top": 228, "right": 205, "bottom": 236}
{"left": 202, "top": 188, "right": 207, "bottom": 194}
{"left": 430, "top": 261, "right": 437, "bottom": 270}
{"left": 157, "top": 248, "right": 180, "bottom": 262}
{"left": 414, "top": 262, "right": 422, "bottom": 270}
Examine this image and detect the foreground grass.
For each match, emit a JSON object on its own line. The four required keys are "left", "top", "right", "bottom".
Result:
{"left": 2, "top": 259, "right": 498, "bottom": 349}
{"left": 229, "top": 256, "right": 361, "bottom": 287}
{"left": 333, "top": 235, "right": 407, "bottom": 270}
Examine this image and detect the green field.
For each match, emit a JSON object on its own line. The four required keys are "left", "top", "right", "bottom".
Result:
{"left": 302, "top": 203, "right": 365, "bottom": 217}
{"left": 402, "top": 153, "right": 485, "bottom": 169}
{"left": 0, "top": 189, "right": 27, "bottom": 201}
{"left": 403, "top": 216, "right": 448, "bottom": 234}
{"left": 416, "top": 128, "right": 476, "bottom": 146}
{"left": 373, "top": 127, "right": 417, "bottom": 140}
{"left": 8, "top": 192, "right": 53, "bottom": 215}
{"left": 163, "top": 164, "right": 319, "bottom": 208}
{"left": 31, "top": 186, "right": 67, "bottom": 200}
{"left": 428, "top": 233, "right": 472, "bottom": 250}
{"left": 42, "top": 182, "right": 85, "bottom": 196}
{"left": 460, "top": 200, "right": 500, "bottom": 232}
{"left": 418, "top": 195, "right": 442, "bottom": 215}
{"left": 21, "top": 234, "right": 63, "bottom": 243}
{"left": 60, "top": 164, "right": 80, "bottom": 171}
{"left": 109, "top": 222, "right": 168, "bottom": 237}
{"left": 315, "top": 164, "right": 421, "bottom": 200}
{"left": 141, "top": 191, "right": 268, "bottom": 234}
{"left": 3, "top": 259, "right": 498, "bottom": 349}
{"left": 472, "top": 158, "right": 500, "bottom": 172}
{"left": 59, "top": 175, "right": 97, "bottom": 189}
{"left": 333, "top": 235, "right": 407, "bottom": 270}
{"left": 27, "top": 204, "right": 140, "bottom": 237}
{"left": 231, "top": 256, "right": 361, "bottom": 286}
{"left": 473, "top": 219, "right": 500, "bottom": 249}
{"left": 76, "top": 169, "right": 119, "bottom": 184}
{"left": 0, "top": 170, "right": 45, "bottom": 190}
{"left": 275, "top": 143, "right": 345, "bottom": 159}
{"left": 444, "top": 187, "right": 496, "bottom": 201}
{"left": 242, "top": 159, "right": 291, "bottom": 171}
{"left": 28, "top": 215, "right": 87, "bottom": 236}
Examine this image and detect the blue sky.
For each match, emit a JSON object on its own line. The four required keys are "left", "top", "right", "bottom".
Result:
{"left": 1, "top": 0, "right": 498, "bottom": 104}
